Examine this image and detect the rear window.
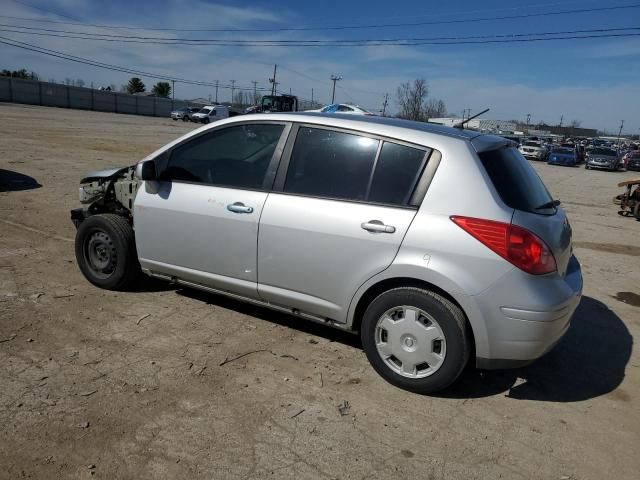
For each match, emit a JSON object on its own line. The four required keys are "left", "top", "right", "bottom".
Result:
{"left": 478, "top": 147, "right": 555, "bottom": 215}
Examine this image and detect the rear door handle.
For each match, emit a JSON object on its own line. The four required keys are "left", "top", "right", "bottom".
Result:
{"left": 361, "top": 220, "right": 396, "bottom": 233}
{"left": 227, "top": 202, "right": 254, "bottom": 214}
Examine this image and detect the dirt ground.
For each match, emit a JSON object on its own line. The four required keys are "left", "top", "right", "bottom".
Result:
{"left": 0, "top": 102, "right": 638, "bottom": 480}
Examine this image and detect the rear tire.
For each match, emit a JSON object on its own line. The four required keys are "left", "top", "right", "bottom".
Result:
{"left": 360, "top": 287, "right": 470, "bottom": 394}
{"left": 75, "top": 214, "right": 141, "bottom": 290}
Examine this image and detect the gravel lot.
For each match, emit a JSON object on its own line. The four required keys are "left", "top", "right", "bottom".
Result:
{"left": 1, "top": 103, "right": 638, "bottom": 480}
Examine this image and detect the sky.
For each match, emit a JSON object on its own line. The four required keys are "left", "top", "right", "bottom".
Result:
{"left": 0, "top": 0, "right": 639, "bottom": 133}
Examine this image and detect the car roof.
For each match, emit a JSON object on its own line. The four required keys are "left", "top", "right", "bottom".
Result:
{"left": 239, "top": 112, "right": 484, "bottom": 140}
{"left": 143, "top": 112, "right": 513, "bottom": 163}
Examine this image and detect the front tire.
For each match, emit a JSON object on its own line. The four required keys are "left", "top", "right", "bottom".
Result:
{"left": 360, "top": 287, "right": 470, "bottom": 394}
{"left": 75, "top": 214, "right": 140, "bottom": 290}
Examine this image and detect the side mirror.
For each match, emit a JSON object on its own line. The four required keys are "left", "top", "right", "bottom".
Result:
{"left": 135, "top": 161, "right": 157, "bottom": 181}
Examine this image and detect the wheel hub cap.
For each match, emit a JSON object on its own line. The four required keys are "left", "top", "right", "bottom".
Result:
{"left": 400, "top": 334, "right": 417, "bottom": 352}
{"left": 374, "top": 306, "right": 446, "bottom": 379}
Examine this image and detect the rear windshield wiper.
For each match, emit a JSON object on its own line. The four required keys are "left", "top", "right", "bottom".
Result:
{"left": 534, "top": 199, "right": 561, "bottom": 210}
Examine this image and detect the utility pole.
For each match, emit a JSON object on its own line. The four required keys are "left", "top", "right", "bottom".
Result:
{"left": 269, "top": 64, "right": 278, "bottom": 96}
{"left": 230, "top": 80, "right": 236, "bottom": 104}
{"left": 171, "top": 80, "right": 175, "bottom": 100}
{"left": 559, "top": 115, "right": 563, "bottom": 128}
{"left": 311, "top": 88, "right": 314, "bottom": 106}
{"left": 251, "top": 81, "right": 258, "bottom": 104}
{"left": 214, "top": 80, "right": 219, "bottom": 103}
{"left": 617, "top": 120, "right": 624, "bottom": 151}
{"left": 330, "top": 74, "right": 342, "bottom": 103}
{"left": 382, "top": 93, "right": 389, "bottom": 116}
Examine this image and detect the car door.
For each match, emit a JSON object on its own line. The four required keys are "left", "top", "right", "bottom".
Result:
{"left": 134, "top": 121, "right": 290, "bottom": 298}
{"left": 257, "top": 125, "right": 431, "bottom": 322}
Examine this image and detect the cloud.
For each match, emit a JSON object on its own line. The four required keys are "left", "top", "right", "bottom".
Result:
{"left": 585, "top": 38, "right": 640, "bottom": 59}
{"left": 0, "top": 1, "right": 637, "bottom": 131}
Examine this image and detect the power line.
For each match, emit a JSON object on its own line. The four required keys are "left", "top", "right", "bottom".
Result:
{"left": 1, "top": 26, "right": 639, "bottom": 46}
{"left": 0, "top": 36, "right": 271, "bottom": 92}
{"left": 5, "top": 23, "right": 640, "bottom": 44}
{"left": 1, "top": 3, "right": 638, "bottom": 32}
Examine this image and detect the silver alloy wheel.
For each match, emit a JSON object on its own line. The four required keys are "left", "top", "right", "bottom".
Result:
{"left": 374, "top": 305, "right": 446, "bottom": 379}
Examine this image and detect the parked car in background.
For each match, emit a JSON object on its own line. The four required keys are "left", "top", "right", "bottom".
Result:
{"left": 170, "top": 107, "right": 200, "bottom": 121}
{"left": 519, "top": 141, "right": 547, "bottom": 161}
{"left": 548, "top": 147, "right": 578, "bottom": 167}
{"left": 185, "top": 107, "right": 202, "bottom": 122}
{"left": 585, "top": 147, "right": 620, "bottom": 171}
{"left": 70, "top": 114, "right": 582, "bottom": 394}
{"left": 625, "top": 151, "right": 640, "bottom": 171}
{"left": 191, "top": 105, "right": 229, "bottom": 124}
{"left": 306, "top": 104, "right": 374, "bottom": 115}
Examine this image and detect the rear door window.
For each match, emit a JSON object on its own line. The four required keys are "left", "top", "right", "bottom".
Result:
{"left": 478, "top": 146, "right": 555, "bottom": 214}
{"left": 368, "top": 142, "right": 428, "bottom": 205}
{"left": 284, "top": 127, "right": 430, "bottom": 206}
{"left": 284, "top": 127, "right": 379, "bottom": 201}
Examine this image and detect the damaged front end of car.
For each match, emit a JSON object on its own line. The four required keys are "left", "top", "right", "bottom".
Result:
{"left": 71, "top": 166, "right": 140, "bottom": 228}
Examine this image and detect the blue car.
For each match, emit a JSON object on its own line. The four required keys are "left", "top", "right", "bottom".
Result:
{"left": 547, "top": 147, "right": 578, "bottom": 167}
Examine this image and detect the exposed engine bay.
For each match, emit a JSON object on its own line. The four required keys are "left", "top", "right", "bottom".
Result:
{"left": 71, "top": 165, "right": 140, "bottom": 227}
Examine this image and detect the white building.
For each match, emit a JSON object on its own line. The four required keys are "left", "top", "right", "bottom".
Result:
{"left": 429, "top": 117, "right": 520, "bottom": 133}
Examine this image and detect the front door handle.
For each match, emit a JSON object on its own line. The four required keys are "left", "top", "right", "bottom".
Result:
{"left": 227, "top": 202, "right": 254, "bottom": 214}
{"left": 361, "top": 220, "right": 396, "bottom": 233}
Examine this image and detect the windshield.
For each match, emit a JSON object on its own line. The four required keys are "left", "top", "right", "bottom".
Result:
{"left": 552, "top": 148, "right": 575, "bottom": 155}
{"left": 590, "top": 148, "right": 616, "bottom": 156}
{"left": 199, "top": 108, "right": 212, "bottom": 114}
{"left": 524, "top": 142, "right": 540, "bottom": 147}
{"left": 478, "top": 147, "right": 555, "bottom": 215}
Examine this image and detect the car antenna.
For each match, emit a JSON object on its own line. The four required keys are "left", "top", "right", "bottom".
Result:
{"left": 453, "top": 108, "right": 490, "bottom": 129}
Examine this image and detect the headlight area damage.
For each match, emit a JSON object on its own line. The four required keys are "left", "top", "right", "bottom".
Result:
{"left": 71, "top": 165, "right": 140, "bottom": 228}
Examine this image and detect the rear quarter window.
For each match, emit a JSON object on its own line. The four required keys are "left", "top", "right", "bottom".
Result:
{"left": 478, "top": 146, "right": 555, "bottom": 215}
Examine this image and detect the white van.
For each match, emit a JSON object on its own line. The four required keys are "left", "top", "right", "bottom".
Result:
{"left": 191, "top": 105, "right": 229, "bottom": 124}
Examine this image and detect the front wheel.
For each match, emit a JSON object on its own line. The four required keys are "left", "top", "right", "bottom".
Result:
{"left": 360, "top": 287, "right": 470, "bottom": 394}
{"left": 75, "top": 214, "right": 141, "bottom": 290}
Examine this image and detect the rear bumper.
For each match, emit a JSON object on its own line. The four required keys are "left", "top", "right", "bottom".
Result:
{"left": 471, "top": 255, "right": 583, "bottom": 369}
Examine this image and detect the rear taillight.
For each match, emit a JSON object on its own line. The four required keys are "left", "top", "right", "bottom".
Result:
{"left": 451, "top": 216, "right": 557, "bottom": 275}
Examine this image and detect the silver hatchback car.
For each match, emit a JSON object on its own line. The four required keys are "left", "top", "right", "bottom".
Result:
{"left": 71, "top": 113, "right": 583, "bottom": 393}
